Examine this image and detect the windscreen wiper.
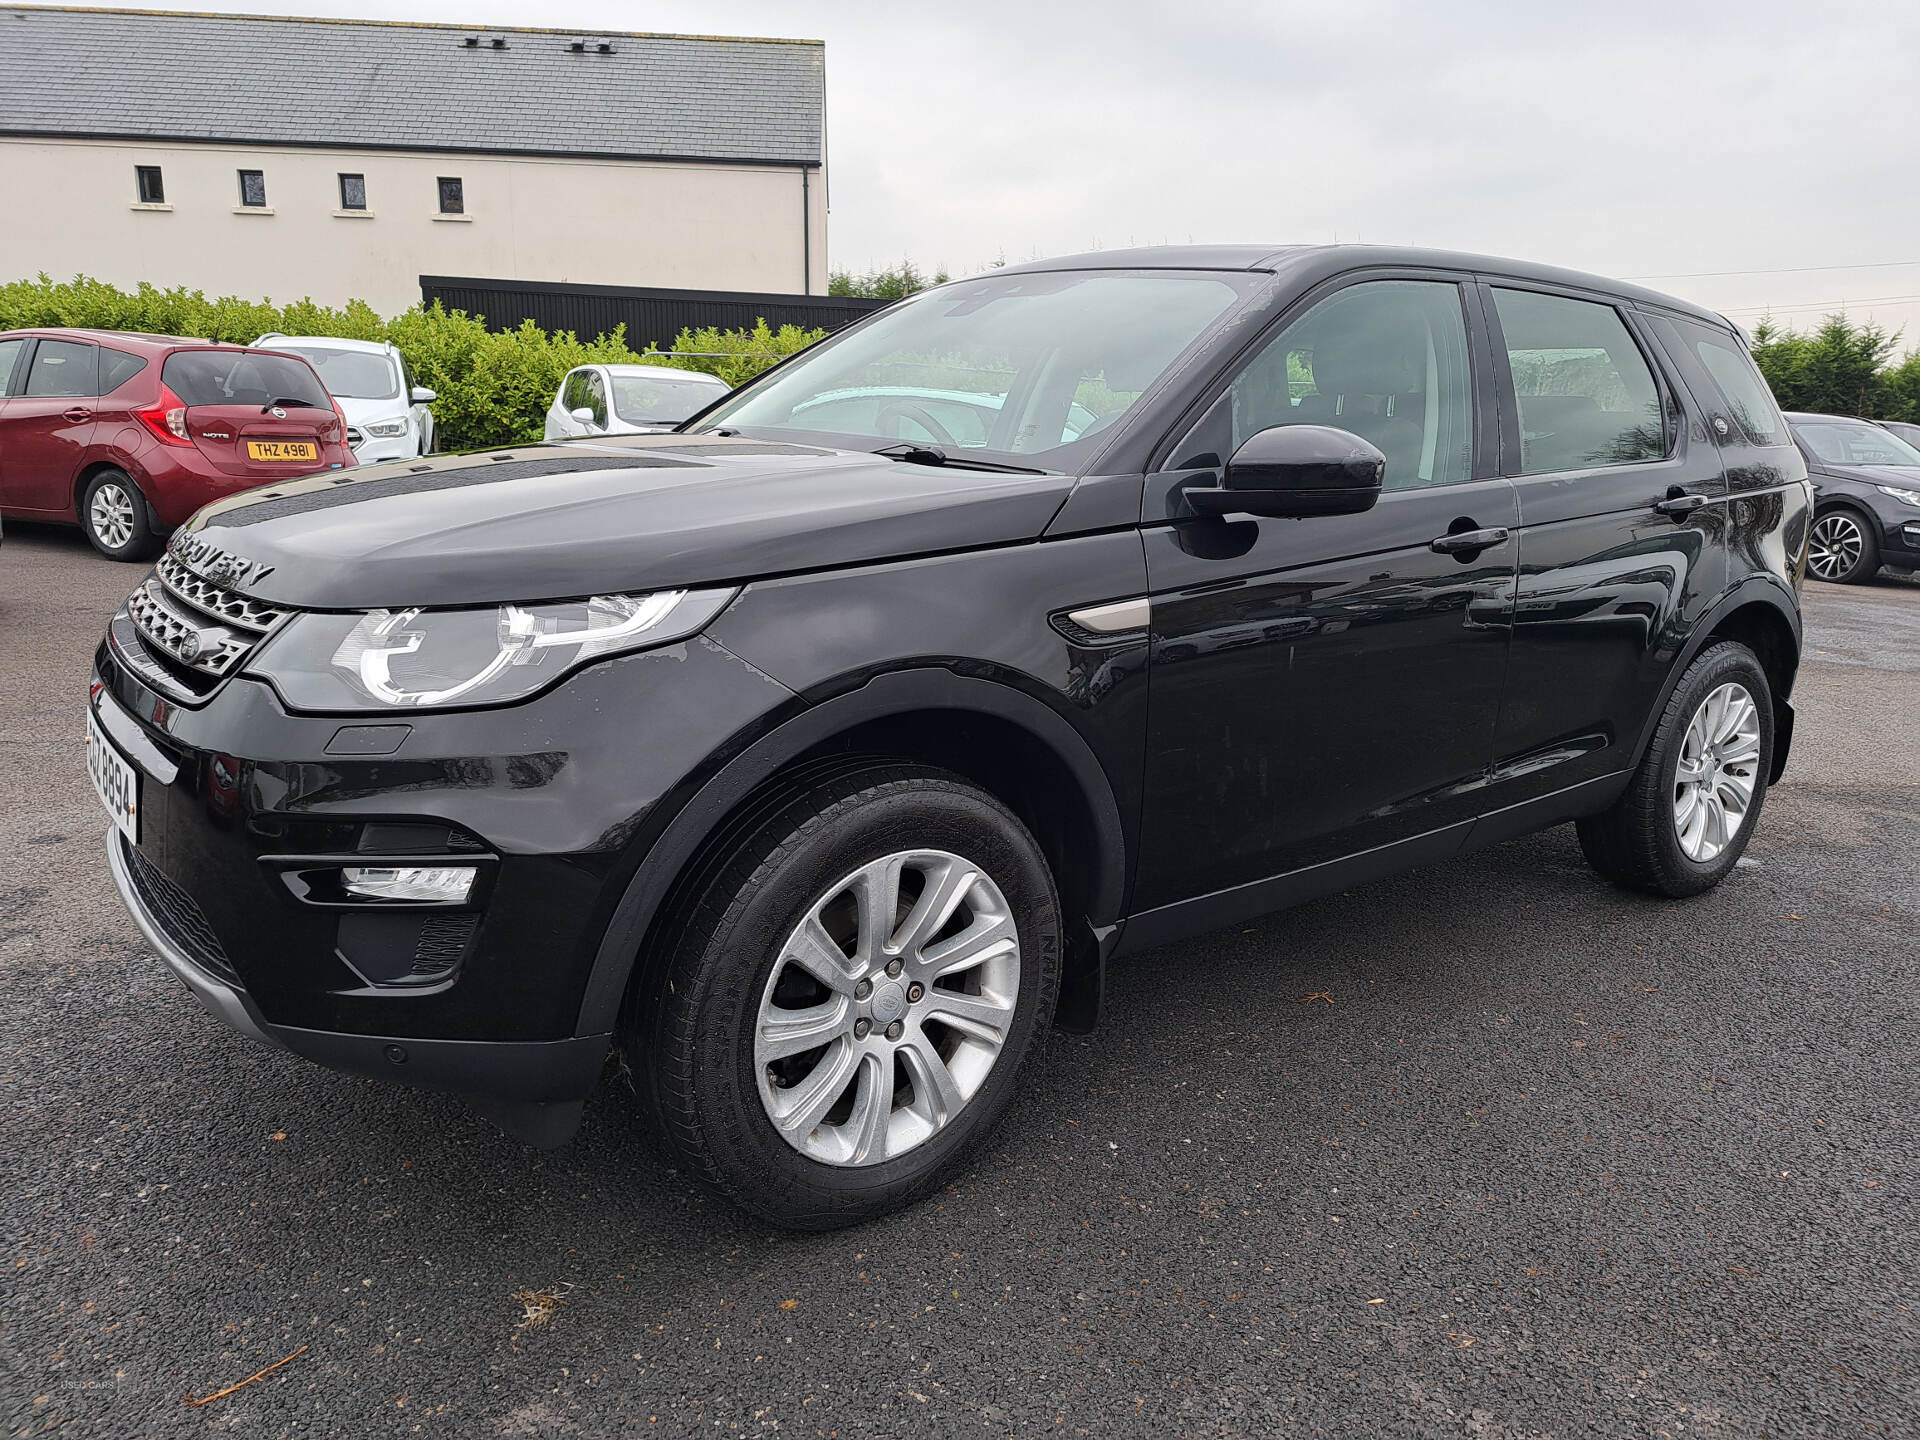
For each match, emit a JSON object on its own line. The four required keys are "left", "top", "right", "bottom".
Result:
{"left": 871, "top": 442, "right": 1047, "bottom": 475}
{"left": 262, "top": 396, "right": 319, "bottom": 413}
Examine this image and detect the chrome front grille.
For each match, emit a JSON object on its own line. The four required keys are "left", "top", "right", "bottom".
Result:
{"left": 155, "top": 552, "right": 286, "bottom": 630}
{"left": 127, "top": 550, "right": 289, "bottom": 682}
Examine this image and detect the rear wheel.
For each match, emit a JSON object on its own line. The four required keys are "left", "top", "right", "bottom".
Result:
{"left": 1577, "top": 640, "right": 1772, "bottom": 897}
{"left": 645, "top": 762, "right": 1061, "bottom": 1230}
{"left": 1807, "top": 508, "right": 1878, "bottom": 584}
{"left": 80, "top": 470, "right": 159, "bottom": 562}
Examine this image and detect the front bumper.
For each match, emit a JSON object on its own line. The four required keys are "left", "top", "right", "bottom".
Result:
{"left": 92, "top": 601, "right": 801, "bottom": 1141}
{"left": 107, "top": 825, "right": 609, "bottom": 1144}
{"left": 350, "top": 432, "right": 418, "bottom": 465}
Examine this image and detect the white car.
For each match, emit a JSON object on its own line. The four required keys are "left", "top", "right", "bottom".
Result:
{"left": 254, "top": 334, "right": 436, "bottom": 462}
{"left": 545, "top": 363, "right": 729, "bottom": 440}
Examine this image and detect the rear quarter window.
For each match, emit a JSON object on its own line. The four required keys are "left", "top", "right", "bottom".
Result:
{"left": 162, "top": 350, "right": 329, "bottom": 408}
{"left": 1685, "top": 324, "right": 1785, "bottom": 445}
{"left": 98, "top": 348, "right": 148, "bottom": 394}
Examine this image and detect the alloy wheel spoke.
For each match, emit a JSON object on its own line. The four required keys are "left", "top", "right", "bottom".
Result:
{"left": 784, "top": 914, "right": 863, "bottom": 995}
{"left": 900, "top": 1030, "right": 966, "bottom": 1127}
{"left": 917, "top": 910, "right": 1016, "bottom": 981}
{"left": 848, "top": 857, "right": 904, "bottom": 970}
{"left": 890, "top": 856, "right": 978, "bottom": 960}
{"left": 843, "top": 1052, "right": 896, "bottom": 1164}
{"left": 770, "top": 1038, "right": 857, "bottom": 1137}
{"left": 759, "top": 997, "right": 850, "bottom": 1061}
{"left": 921, "top": 988, "right": 1015, "bottom": 1046}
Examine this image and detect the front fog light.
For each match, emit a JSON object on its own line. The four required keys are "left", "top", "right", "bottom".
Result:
{"left": 341, "top": 865, "right": 476, "bottom": 903}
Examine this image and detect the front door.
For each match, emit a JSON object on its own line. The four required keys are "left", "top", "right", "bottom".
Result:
{"left": 1476, "top": 283, "right": 1728, "bottom": 811}
{"left": 1134, "top": 276, "right": 1517, "bottom": 919}
{"left": 2, "top": 338, "right": 99, "bottom": 515}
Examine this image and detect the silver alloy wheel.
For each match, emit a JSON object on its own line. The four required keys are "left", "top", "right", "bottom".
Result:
{"left": 1807, "top": 513, "right": 1865, "bottom": 581}
{"left": 753, "top": 849, "right": 1020, "bottom": 1167}
{"left": 89, "top": 481, "right": 136, "bottom": 550}
{"left": 1672, "top": 681, "right": 1761, "bottom": 863}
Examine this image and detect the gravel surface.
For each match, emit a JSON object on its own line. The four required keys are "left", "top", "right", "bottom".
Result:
{"left": 4, "top": 523, "right": 1916, "bottom": 1438}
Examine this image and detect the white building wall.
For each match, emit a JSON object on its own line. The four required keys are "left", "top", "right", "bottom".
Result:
{"left": 0, "top": 137, "right": 828, "bottom": 318}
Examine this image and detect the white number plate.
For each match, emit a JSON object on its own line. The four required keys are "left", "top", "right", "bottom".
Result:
{"left": 87, "top": 706, "right": 140, "bottom": 844}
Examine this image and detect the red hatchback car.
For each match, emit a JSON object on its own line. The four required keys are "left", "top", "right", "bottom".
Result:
{"left": 0, "top": 329, "right": 355, "bottom": 560}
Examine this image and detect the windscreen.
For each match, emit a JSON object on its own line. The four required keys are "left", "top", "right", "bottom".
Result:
{"left": 693, "top": 270, "right": 1255, "bottom": 467}
{"left": 610, "top": 371, "right": 725, "bottom": 425}
{"left": 1793, "top": 419, "right": 1920, "bottom": 467}
{"left": 272, "top": 346, "right": 400, "bottom": 400}
{"left": 163, "top": 350, "right": 330, "bottom": 409}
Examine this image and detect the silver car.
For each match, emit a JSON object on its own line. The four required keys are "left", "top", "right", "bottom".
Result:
{"left": 544, "top": 363, "right": 729, "bottom": 439}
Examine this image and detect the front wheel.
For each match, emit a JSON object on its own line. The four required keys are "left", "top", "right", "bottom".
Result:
{"left": 1577, "top": 640, "right": 1773, "bottom": 897}
{"left": 644, "top": 762, "right": 1061, "bottom": 1230}
{"left": 80, "top": 469, "right": 160, "bottom": 561}
{"left": 1807, "top": 509, "right": 1878, "bottom": 584}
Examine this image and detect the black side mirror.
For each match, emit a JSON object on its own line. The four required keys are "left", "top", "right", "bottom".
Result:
{"left": 1187, "top": 424, "right": 1385, "bottom": 518}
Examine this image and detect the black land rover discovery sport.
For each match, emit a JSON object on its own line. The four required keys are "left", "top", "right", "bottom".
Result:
{"left": 91, "top": 246, "right": 1810, "bottom": 1229}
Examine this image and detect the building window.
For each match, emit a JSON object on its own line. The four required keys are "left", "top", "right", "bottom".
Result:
{"left": 237, "top": 169, "right": 267, "bottom": 208}
{"left": 436, "top": 176, "right": 464, "bottom": 214}
{"left": 134, "top": 165, "right": 165, "bottom": 204}
{"left": 339, "top": 173, "right": 367, "bottom": 210}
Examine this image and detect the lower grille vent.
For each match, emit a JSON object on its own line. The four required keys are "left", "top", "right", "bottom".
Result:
{"left": 123, "top": 841, "right": 240, "bottom": 987}
{"left": 411, "top": 914, "right": 478, "bottom": 978}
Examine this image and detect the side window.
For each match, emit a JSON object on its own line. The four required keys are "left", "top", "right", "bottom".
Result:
{"left": 560, "top": 370, "right": 586, "bottom": 412}
{"left": 1681, "top": 321, "right": 1785, "bottom": 446}
{"left": 0, "top": 338, "right": 27, "bottom": 395}
{"left": 98, "top": 348, "right": 148, "bottom": 394}
{"left": 585, "top": 370, "right": 608, "bottom": 428}
{"left": 1169, "top": 278, "right": 1474, "bottom": 492}
{"left": 23, "top": 340, "right": 99, "bottom": 398}
{"left": 1491, "top": 289, "right": 1666, "bottom": 475}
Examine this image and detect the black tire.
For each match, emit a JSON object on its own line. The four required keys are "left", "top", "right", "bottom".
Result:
{"left": 644, "top": 761, "right": 1061, "bottom": 1230}
{"left": 1577, "top": 640, "right": 1773, "bottom": 898}
{"left": 79, "top": 469, "right": 160, "bottom": 562}
{"left": 1807, "top": 506, "right": 1879, "bottom": 584}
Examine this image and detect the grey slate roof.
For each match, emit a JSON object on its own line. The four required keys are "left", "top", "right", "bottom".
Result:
{"left": 0, "top": 5, "right": 823, "bottom": 165}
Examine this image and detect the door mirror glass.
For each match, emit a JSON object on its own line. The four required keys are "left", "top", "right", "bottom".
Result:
{"left": 1191, "top": 424, "right": 1385, "bottom": 517}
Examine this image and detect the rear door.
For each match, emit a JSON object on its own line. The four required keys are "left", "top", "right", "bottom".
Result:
{"left": 161, "top": 348, "right": 339, "bottom": 479}
{"left": 2, "top": 337, "right": 99, "bottom": 514}
{"left": 1475, "top": 281, "right": 1727, "bottom": 814}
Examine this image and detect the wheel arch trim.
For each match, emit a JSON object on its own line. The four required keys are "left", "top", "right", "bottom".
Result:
{"left": 573, "top": 667, "right": 1128, "bottom": 1036}
{"left": 1629, "top": 576, "right": 1801, "bottom": 779}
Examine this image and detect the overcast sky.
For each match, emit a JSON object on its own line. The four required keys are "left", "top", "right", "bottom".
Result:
{"left": 120, "top": 0, "right": 1920, "bottom": 347}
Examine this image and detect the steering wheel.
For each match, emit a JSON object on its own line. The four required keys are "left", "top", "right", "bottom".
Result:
{"left": 874, "top": 400, "right": 961, "bottom": 449}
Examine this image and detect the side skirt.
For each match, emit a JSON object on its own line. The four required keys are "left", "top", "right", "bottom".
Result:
{"left": 1111, "top": 772, "right": 1631, "bottom": 959}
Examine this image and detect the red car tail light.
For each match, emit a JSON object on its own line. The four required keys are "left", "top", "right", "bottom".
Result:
{"left": 134, "top": 384, "right": 192, "bottom": 445}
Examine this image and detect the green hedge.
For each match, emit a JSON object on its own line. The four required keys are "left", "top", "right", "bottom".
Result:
{"left": 0, "top": 274, "right": 826, "bottom": 450}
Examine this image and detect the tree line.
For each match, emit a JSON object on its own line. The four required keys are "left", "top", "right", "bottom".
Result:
{"left": 1748, "top": 315, "right": 1920, "bottom": 422}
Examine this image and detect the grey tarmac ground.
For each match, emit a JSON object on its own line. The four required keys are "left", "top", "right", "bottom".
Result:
{"left": 2, "top": 522, "right": 1916, "bottom": 1439}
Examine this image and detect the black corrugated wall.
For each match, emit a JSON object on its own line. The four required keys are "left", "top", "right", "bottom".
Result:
{"left": 419, "top": 275, "right": 887, "bottom": 350}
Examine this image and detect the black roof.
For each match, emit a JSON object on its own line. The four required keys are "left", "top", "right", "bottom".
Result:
{"left": 994, "top": 244, "right": 1725, "bottom": 326}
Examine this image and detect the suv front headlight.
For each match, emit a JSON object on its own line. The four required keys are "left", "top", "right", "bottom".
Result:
{"left": 246, "top": 588, "right": 736, "bottom": 710}
{"left": 1874, "top": 483, "right": 1920, "bottom": 508}
{"left": 361, "top": 417, "right": 411, "bottom": 438}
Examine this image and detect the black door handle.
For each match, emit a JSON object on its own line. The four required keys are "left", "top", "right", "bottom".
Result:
{"left": 1430, "top": 526, "right": 1510, "bottom": 554}
{"left": 1654, "top": 493, "right": 1708, "bottom": 519}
